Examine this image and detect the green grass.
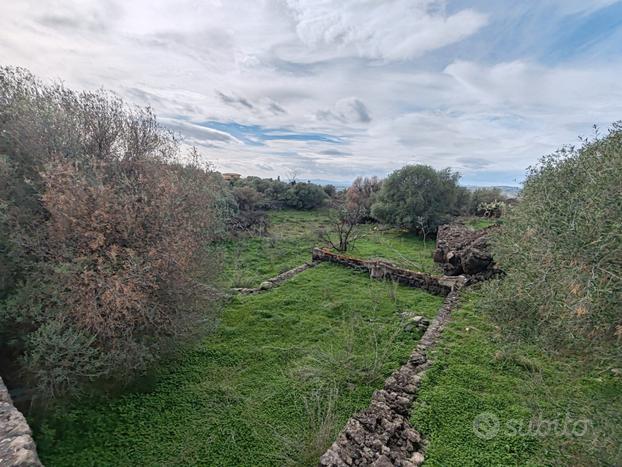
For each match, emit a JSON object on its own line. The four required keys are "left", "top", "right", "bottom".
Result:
{"left": 411, "top": 291, "right": 622, "bottom": 466}
{"left": 219, "top": 210, "right": 330, "bottom": 288}
{"left": 349, "top": 226, "right": 438, "bottom": 273}
{"left": 220, "top": 210, "right": 438, "bottom": 288}
{"left": 36, "top": 264, "right": 444, "bottom": 466}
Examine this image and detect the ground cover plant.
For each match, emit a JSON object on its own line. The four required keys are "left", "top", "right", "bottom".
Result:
{"left": 35, "top": 264, "right": 444, "bottom": 466}
{"left": 220, "top": 210, "right": 331, "bottom": 287}
{"left": 412, "top": 291, "right": 622, "bottom": 466}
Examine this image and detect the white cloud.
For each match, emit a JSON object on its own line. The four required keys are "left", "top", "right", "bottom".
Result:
{"left": 284, "top": 0, "right": 488, "bottom": 61}
{"left": 0, "top": 0, "right": 620, "bottom": 184}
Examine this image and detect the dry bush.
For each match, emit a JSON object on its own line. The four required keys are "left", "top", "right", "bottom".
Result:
{"left": 346, "top": 176, "right": 382, "bottom": 221}
{"left": 0, "top": 67, "right": 227, "bottom": 400}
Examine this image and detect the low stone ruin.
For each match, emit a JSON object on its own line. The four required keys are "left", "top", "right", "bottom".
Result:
{"left": 0, "top": 377, "right": 41, "bottom": 466}
{"left": 433, "top": 223, "right": 500, "bottom": 280}
{"left": 232, "top": 262, "right": 316, "bottom": 294}
{"left": 312, "top": 248, "right": 464, "bottom": 296}
{"left": 319, "top": 289, "right": 463, "bottom": 466}
{"left": 400, "top": 313, "right": 430, "bottom": 333}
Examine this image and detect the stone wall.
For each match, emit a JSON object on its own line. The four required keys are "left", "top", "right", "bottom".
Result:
{"left": 232, "top": 261, "right": 317, "bottom": 294}
{"left": 0, "top": 377, "right": 42, "bottom": 466}
{"left": 433, "top": 223, "right": 500, "bottom": 279}
{"left": 312, "top": 248, "right": 463, "bottom": 296}
{"left": 319, "top": 289, "right": 463, "bottom": 467}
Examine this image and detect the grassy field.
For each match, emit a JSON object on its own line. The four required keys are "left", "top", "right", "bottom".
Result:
{"left": 411, "top": 291, "right": 622, "bottom": 466}
{"left": 35, "top": 210, "right": 444, "bottom": 466}
{"left": 220, "top": 210, "right": 439, "bottom": 288}
{"left": 220, "top": 210, "right": 331, "bottom": 288}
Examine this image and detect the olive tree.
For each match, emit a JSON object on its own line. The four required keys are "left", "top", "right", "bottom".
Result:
{"left": 371, "top": 165, "right": 463, "bottom": 234}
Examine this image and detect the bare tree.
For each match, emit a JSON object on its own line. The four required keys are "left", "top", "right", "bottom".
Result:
{"left": 318, "top": 201, "right": 365, "bottom": 252}
{"left": 286, "top": 168, "right": 299, "bottom": 185}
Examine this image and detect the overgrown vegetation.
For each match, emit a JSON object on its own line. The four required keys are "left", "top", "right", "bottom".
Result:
{"left": 412, "top": 291, "right": 622, "bottom": 466}
{"left": 0, "top": 67, "right": 228, "bottom": 400}
{"left": 35, "top": 264, "right": 444, "bottom": 466}
{"left": 482, "top": 123, "right": 622, "bottom": 354}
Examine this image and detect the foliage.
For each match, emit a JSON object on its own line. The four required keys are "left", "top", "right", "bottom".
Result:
{"left": 284, "top": 182, "right": 328, "bottom": 210}
{"left": 468, "top": 187, "right": 508, "bottom": 215}
{"left": 230, "top": 176, "right": 289, "bottom": 209}
{"left": 323, "top": 184, "right": 337, "bottom": 198}
{"left": 412, "top": 291, "right": 622, "bottom": 466}
{"left": 0, "top": 67, "right": 226, "bottom": 400}
{"left": 481, "top": 123, "right": 622, "bottom": 351}
{"left": 346, "top": 176, "right": 383, "bottom": 221}
{"left": 478, "top": 200, "right": 506, "bottom": 218}
{"left": 371, "top": 165, "right": 464, "bottom": 234}
{"left": 229, "top": 186, "right": 269, "bottom": 234}
{"left": 35, "top": 264, "right": 444, "bottom": 466}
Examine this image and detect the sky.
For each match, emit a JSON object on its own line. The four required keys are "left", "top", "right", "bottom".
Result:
{"left": 1, "top": 0, "right": 621, "bottom": 186}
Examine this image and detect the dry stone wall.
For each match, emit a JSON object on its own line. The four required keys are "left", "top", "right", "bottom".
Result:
{"left": 319, "top": 289, "right": 464, "bottom": 467}
{"left": 433, "top": 223, "right": 500, "bottom": 280}
{"left": 0, "top": 377, "right": 42, "bottom": 466}
{"left": 312, "top": 248, "right": 463, "bottom": 296}
{"left": 232, "top": 261, "right": 317, "bottom": 294}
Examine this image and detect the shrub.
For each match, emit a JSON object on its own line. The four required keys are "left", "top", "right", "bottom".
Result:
{"left": 0, "top": 67, "right": 226, "bottom": 400}
{"left": 481, "top": 123, "right": 622, "bottom": 352}
{"left": 346, "top": 176, "right": 382, "bottom": 222}
{"left": 468, "top": 187, "right": 508, "bottom": 215}
{"left": 229, "top": 186, "right": 269, "bottom": 234}
{"left": 284, "top": 182, "right": 327, "bottom": 210}
{"left": 323, "top": 184, "right": 337, "bottom": 198}
{"left": 371, "top": 165, "right": 463, "bottom": 234}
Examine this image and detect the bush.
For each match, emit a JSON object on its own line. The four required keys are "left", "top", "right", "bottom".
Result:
{"left": 284, "top": 182, "right": 327, "bottom": 210}
{"left": 346, "top": 176, "right": 382, "bottom": 222}
{"left": 468, "top": 187, "right": 508, "bottom": 215}
{"left": 371, "top": 165, "right": 463, "bottom": 235}
{"left": 0, "top": 67, "right": 227, "bottom": 400}
{"left": 482, "top": 123, "right": 622, "bottom": 352}
{"left": 230, "top": 186, "right": 268, "bottom": 234}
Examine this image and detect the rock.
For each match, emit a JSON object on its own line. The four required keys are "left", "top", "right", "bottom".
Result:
{"left": 410, "top": 451, "right": 425, "bottom": 466}
{"left": 403, "top": 316, "right": 430, "bottom": 333}
{"left": 259, "top": 281, "right": 273, "bottom": 290}
{"left": 0, "top": 377, "right": 42, "bottom": 466}
{"left": 433, "top": 223, "right": 499, "bottom": 277}
{"left": 372, "top": 455, "right": 394, "bottom": 467}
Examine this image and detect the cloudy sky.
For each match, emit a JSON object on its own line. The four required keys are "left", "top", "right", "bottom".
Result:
{"left": 1, "top": 0, "right": 621, "bottom": 185}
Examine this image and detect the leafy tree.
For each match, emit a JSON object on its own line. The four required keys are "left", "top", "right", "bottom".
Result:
{"left": 323, "top": 184, "right": 337, "bottom": 198}
{"left": 371, "top": 165, "right": 463, "bottom": 233}
{"left": 284, "top": 182, "right": 327, "bottom": 210}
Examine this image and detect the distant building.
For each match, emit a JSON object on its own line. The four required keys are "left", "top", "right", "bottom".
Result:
{"left": 222, "top": 172, "right": 241, "bottom": 182}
